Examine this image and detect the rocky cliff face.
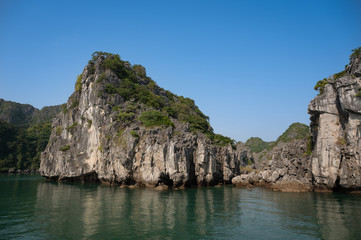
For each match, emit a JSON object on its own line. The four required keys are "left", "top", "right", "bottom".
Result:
{"left": 232, "top": 127, "right": 313, "bottom": 192}
{"left": 40, "top": 52, "right": 246, "bottom": 188}
{"left": 233, "top": 48, "right": 361, "bottom": 192}
{"left": 308, "top": 51, "right": 361, "bottom": 191}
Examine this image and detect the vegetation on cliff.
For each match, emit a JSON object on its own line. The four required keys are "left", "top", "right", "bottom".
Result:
{"left": 245, "top": 137, "right": 273, "bottom": 153}
{"left": 274, "top": 122, "right": 309, "bottom": 144}
{"left": 245, "top": 123, "right": 310, "bottom": 154}
{"left": 315, "top": 47, "right": 360, "bottom": 94}
{"left": 86, "top": 51, "right": 234, "bottom": 146}
{"left": 350, "top": 47, "right": 361, "bottom": 60}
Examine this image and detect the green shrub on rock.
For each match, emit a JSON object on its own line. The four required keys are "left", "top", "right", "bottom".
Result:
{"left": 138, "top": 110, "right": 174, "bottom": 127}
{"left": 65, "top": 122, "right": 78, "bottom": 132}
{"left": 333, "top": 70, "right": 346, "bottom": 79}
{"left": 75, "top": 74, "right": 82, "bottom": 92}
{"left": 350, "top": 47, "right": 361, "bottom": 60}
{"left": 116, "top": 111, "right": 135, "bottom": 124}
{"left": 133, "top": 64, "right": 146, "bottom": 77}
{"left": 60, "top": 145, "right": 70, "bottom": 152}
{"left": 130, "top": 130, "right": 139, "bottom": 138}
{"left": 314, "top": 78, "right": 329, "bottom": 94}
{"left": 97, "top": 73, "right": 106, "bottom": 83}
{"left": 55, "top": 126, "right": 62, "bottom": 136}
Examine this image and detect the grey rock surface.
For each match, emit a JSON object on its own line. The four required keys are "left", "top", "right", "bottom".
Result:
{"left": 233, "top": 53, "right": 361, "bottom": 192}
{"left": 308, "top": 57, "right": 361, "bottom": 191}
{"left": 232, "top": 139, "right": 314, "bottom": 192}
{"left": 40, "top": 54, "right": 246, "bottom": 188}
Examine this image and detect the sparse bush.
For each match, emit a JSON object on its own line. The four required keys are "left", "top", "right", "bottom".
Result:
{"left": 102, "top": 54, "right": 127, "bottom": 78}
{"left": 163, "top": 106, "right": 177, "bottom": 118}
{"left": 314, "top": 78, "right": 329, "bottom": 94}
{"left": 87, "top": 119, "right": 92, "bottom": 128}
{"left": 75, "top": 74, "right": 82, "bottom": 92}
{"left": 55, "top": 126, "right": 62, "bottom": 136}
{"left": 239, "top": 166, "right": 258, "bottom": 173}
{"left": 133, "top": 64, "right": 146, "bottom": 77}
{"left": 336, "top": 136, "right": 347, "bottom": 146}
{"left": 138, "top": 110, "right": 174, "bottom": 127}
{"left": 165, "top": 90, "right": 175, "bottom": 101}
{"left": 356, "top": 87, "right": 361, "bottom": 97}
{"left": 62, "top": 104, "right": 68, "bottom": 114}
{"left": 209, "top": 133, "right": 235, "bottom": 147}
{"left": 70, "top": 99, "right": 79, "bottom": 109}
{"left": 116, "top": 111, "right": 135, "bottom": 124}
{"left": 333, "top": 70, "right": 346, "bottom": 79}
{"left": 105, "top": 84, "right": 117, "bottom": 94}
{"left": 305, "top": 135, "right": 313, "bottom": 155}
{"left": 65, "top": 122, "right": 78, "bottom": 132}
{"left": 98, "top": 141, "right": 104, "bottom": 153}
{"left": 350, "top": 47, "right": 361, "bottom": 60}
{"left": 60, "top": 145, "right": 70, "bottom": 152}
{"left": 147, "top": 80, "right": 157, "bottom": 90}
{"left": 130, "top": 130, "right": 139, "bottom": 138}
{"left": 185, "top": 114, "right": 211, "bottom": 134}
{"left": 97, "top": 73, "right": 106, "bottom": 83}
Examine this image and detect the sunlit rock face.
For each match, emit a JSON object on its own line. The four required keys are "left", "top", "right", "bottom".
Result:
{"left": 232, "top": 139, "right": 314, "bottom": 192}
{"left": 308, "top": 54, "right": 361, "bottom": 191}
{"left": 40, "top": 53, "right": 245, "bottom": 188}
{"left": 231, "top": 49, "right": 361, "bottom": 192}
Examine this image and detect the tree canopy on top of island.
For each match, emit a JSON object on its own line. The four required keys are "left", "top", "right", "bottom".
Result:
{"left": 245, "top": 122, "right": 310, "bottom": 153}
{"left": 84, "top": 51, "right": 236, "bottom": 147}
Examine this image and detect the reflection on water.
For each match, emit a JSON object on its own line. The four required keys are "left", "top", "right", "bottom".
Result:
{"left": 34, "top": 182, "right": 245, "bottom": 239}
{"left": 1, "top": 175, "right": 361, "bottom": 240}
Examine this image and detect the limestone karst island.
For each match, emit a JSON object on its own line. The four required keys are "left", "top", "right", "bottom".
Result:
{"left": 2, "top": 48, "right": 361, "bottom": 193}
{"left": 2, "top": 1, "right": 361, "bottom": 239}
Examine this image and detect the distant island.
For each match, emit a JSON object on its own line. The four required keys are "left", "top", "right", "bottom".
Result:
{"left": 0, "top": 99, "right": 61, "bottom": 173}
{"left": 2, "top": 48, "right": 361, "bottom": 192}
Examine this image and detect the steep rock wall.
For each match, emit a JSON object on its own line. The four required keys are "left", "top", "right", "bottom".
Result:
{"left": 40, "top": 54, "right": 244, "bottom": 187}
{"left": 308, "top": 56, "right": 361, "bottom": 191}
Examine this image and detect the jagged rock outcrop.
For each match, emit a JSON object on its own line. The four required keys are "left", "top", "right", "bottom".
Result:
{"left": 308, "top": 50, "right": 361, "bottom": 191}
{"left": 232, "top": 123, "right": 313, "bottom": 192}
{"left": 232, "top": 138, "right": 314, "bottom": 192}
{"left": 40, "top": 52, "right": 246, "bottom": 188}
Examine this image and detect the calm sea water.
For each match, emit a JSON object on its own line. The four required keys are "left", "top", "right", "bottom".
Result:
{"left": 1, "top": 175, "right": 361, "bottom": 240}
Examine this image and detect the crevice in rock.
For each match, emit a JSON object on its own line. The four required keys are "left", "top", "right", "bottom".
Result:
{"left": 332, "top": 155, "right": 343, "bottom": 192}
{"left": 158, "top": 172, "right": 173, "bottom": 188}
{"left": 335, "top": 95, "right": 349, "bottom": 131}
{"left": 187, "top": 148, "right": 197, "bottom": 187}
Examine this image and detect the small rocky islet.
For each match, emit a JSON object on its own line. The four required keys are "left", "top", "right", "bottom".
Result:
{"left": 3, "top": 48, "right": 361, "bottom": 193}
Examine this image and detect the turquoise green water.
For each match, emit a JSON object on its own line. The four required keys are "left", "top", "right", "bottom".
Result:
{"left": 1, "top": 175, "right": 361, "bottom": 239}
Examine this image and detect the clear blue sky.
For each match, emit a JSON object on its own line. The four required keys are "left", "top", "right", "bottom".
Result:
{"left": 0, "top": 0, "right": 360, "bottom": 142}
